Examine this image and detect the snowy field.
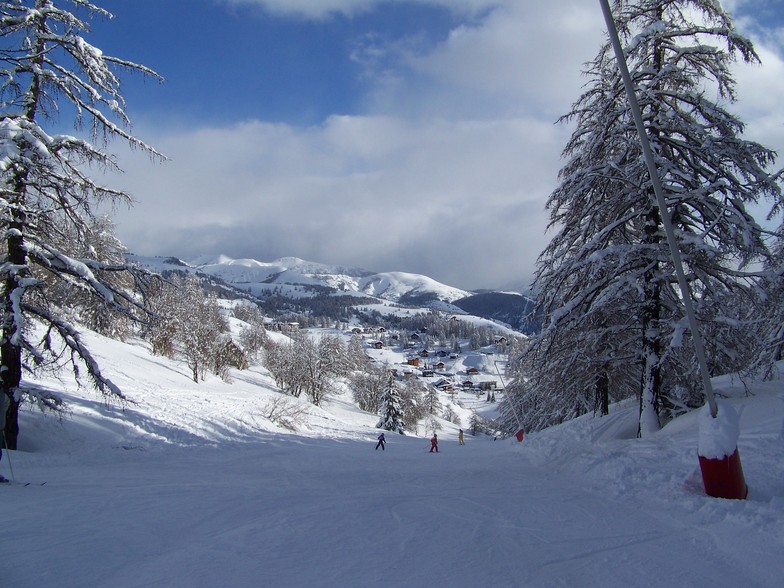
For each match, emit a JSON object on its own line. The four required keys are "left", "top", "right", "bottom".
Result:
{"left": 3, "top": 330, "right": 784, "bottom": 587}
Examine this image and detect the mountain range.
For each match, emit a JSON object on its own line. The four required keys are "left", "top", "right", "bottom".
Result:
{"left": 130, "top": 254, "right": 541, "bottom": 334}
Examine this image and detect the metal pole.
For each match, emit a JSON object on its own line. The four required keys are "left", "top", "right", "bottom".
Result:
{"left": 495, "top": 359, "right": 522, "bottom": 428}
{"left": 598, "top": 0, "right": 718, "bottom": 417}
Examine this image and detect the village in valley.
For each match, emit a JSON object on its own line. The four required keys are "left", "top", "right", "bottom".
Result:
{"left": 348, "top": 323, "right": 513, "bottom": 430}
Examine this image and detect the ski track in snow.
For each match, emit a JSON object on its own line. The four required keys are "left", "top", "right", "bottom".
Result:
{"left": 5, "top": 425, "right": 784, "bottom": 588}
{"left": 2, "top": 333, "right": 784, "bottom": 587}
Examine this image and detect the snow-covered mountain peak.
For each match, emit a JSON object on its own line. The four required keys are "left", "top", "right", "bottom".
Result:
{"left": 360, "top": 271, "right": 472, "bottom": 303}
{"left": 186, "top": 254, "right": 472, "bottom": 305}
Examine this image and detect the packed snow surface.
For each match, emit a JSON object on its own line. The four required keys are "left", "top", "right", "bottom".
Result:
{"left": 3, "top": 330, "right": 784, "bottom": 588}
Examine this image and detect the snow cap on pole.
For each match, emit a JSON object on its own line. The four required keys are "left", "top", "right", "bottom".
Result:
{"left": 697, "top": 398, "right": 739, "bottom": 460}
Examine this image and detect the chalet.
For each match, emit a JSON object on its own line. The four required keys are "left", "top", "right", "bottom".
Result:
{"left": 462, "top": 380, "right": 474, "bottom": 389}
{"left": 221, "top": 340, "right": 248, "bottom": 370}
{"left": 434, "top": 361, "right": 446, "bottom": 370}
{"left": 466, "top": 367, "right": 480, "bottom": 376}
{"left": 419, "top": 349, "right": 430, "bottom": 358}
{"left": 409, "top": 333, "right": 421, "bottom": 341}
{"left": 434, "top": 379, "right": 454, "bottom": 391}
{"left": 407, "top": 357, "right": 420, "bottom": 367}
{"left": 370, "top": 341, "right": 383, "bottom": 350}
{"left": 421, "top": 369, "right": 434, "bottom": 378}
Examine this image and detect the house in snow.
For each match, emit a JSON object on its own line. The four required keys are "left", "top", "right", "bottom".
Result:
{"left": 434, "top": 379, "right": 454, "bottom": 391}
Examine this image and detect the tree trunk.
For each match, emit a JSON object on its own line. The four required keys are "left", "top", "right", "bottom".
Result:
{"left": 2, "top": 395, "right": 20, "bottom": 450}
{"left": 639, "top": 203, "right": 663, "bottom": 437}
{"left": 1, "top": 190, "right": 29, "bottom": 450}
{"left": 1, "top": 10, "right": 45, "bottom": 451}
{"left": 596, "top": 371, "right": 610, "bottom": 416}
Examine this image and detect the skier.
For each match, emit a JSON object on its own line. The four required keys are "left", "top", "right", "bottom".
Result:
{"left": 458, "top": 429, "right": 465, "bottom": 445}
{"left": 429, "top": 433, "right": 439, "bottom": 453}
{"left": 375, "top": 432, "right": 386, "bottom": 451}
{"left": 0, "top": 392, "right": 9, "bottom": 483}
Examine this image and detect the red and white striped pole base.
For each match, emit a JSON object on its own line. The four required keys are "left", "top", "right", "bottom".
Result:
{"left": 697, "top": 399, "right": 748, "bottom": 500}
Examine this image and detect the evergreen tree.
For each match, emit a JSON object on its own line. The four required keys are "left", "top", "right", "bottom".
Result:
{"left": 377, "top": 373, "right": 405, "bottom": 433}
{"left": 748, "top": 232, "right": 784, "bottom": 380}
{"left": 515, "top": 0, "right": 782, "bottom": 436}
{"left": 398, "top": 377, "right": 427, "bottom": 426}
{"left": 425, "top": 386, "right": 441, "bottom": 415}
{"left": 1, "top": 0, "right": 161, "bottom": 447}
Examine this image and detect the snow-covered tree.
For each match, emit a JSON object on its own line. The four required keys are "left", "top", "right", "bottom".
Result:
{"left": 46, "top": 215, "right": 135, "bottom": 340}
{"left": 144, "top": 278, "right": 179, "bottom": 359}
{"left": 264, "top": 332, "right": 349, "bottom": 406}
{"left": 349, "top": 362, "right": 388, "bottom": 413}
{"left": 398, "top": 377, "right": 427, "bottom": 426}
{"left": 173, "top": 276, "right": 229, "bottom": 383}
{"left": 747, "top": 232, "right": 784, "bottom": 380}
{"left": 377, "top": 373, "right": 405, "bottom": 433}
{"left": 346, "top": 334, "right": 369, "bottom": 369}
{"left": 302, "top": 333, "right": 349, "bottom": 406}
{"left": 235, "top": 303, "right": 267, "bottom": 364}
{"left": 515, "top": 0, "right": 782, "bottom": 436}
{"left": 143, "top": 274, "right": 230, "bottom": 383}
{"left": 425, "top": 385, "right": 441, "bottom": 415}
{"left": 1, "top": 0, "right": 161, "bottom": 448}
{"left": 264, "top": 338, "right": 304, "bottom": 397}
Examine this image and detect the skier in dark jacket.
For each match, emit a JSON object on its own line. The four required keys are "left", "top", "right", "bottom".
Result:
{"left": 375, "top": 432, "right": 386, "bottom": 451}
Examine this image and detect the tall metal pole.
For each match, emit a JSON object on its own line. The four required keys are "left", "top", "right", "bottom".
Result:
{"left": 598, "top": 0, "right": 718, "bottom": 417}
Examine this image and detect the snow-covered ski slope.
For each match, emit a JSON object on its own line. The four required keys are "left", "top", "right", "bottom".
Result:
{"left": 3, "top": 328, "right": 784, "bottom": 587}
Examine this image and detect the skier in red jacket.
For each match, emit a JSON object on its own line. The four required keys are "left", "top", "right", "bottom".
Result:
{"left": 429, "top": 433, "right": 439, "bottom": 453}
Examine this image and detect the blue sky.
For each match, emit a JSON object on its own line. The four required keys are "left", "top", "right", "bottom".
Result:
{"left": 82, "top": 0, "right": 784, "bottom": 290}
{"left": 91, "top": 1, "right": 466, "bottom": 126}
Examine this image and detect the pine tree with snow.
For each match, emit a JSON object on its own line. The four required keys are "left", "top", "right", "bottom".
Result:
{"left": 377, "top": 372, "right": 405, "bottom": 433}
{"left": 0, "top": 1, "right": 162, "bottom": 448}
{"left": 748, "top": 233, "right": 784, "bottom": 380}
{"left": 516, "top": 0, "right": 782, "bottom": 436}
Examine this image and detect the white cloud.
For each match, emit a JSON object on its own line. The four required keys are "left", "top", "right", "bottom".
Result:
{"left": 218, "top": 0, "right": 499, "bottom": 20}
{"left": 107, "top": 114, "right": 566, "bottom": 289}
{"left": 108, "top": 0, "right": 784, "bottom": 290}
{"left": 350, "top": 1, "right": 604, "bottom": 121}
